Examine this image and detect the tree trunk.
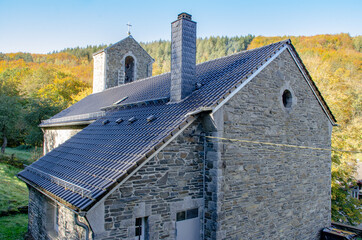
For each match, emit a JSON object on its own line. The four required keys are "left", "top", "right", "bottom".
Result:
{"left": 1, "top": 130, "right": 7, "bottom": 154}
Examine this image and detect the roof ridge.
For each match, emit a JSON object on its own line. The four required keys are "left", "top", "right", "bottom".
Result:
{"left": 98, "top": 40, "right": 291, "bottom": 93}
{"left": 195, "top": 39, "right": 291, "bottom": 67}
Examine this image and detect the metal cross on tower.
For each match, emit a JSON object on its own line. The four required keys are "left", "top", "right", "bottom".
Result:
{"left": 127, "top": 22, "right": 132, "bottom": 36}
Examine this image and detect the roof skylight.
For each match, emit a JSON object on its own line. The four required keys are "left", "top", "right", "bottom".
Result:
{"left": 128, "top": 117, "right": 137, "bottom": 123}
{"left": 115, "top": 118, "right": 124, "bottom": 124}
{"left": 113, "top": 96, "right": 128, "bottom": 105}
{"left": 146, "top": 115, "right": 156, "bottom": 122}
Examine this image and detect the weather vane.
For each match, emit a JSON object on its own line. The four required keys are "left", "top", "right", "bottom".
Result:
{"left": 127, "top": 22, "right": 132, "bottom": 36}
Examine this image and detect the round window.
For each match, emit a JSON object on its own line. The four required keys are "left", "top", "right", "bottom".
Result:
{"left": 282, "top": 90, "right": 293, "bottom": 108}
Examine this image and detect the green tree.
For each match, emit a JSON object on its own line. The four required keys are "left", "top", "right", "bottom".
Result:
{"left": 331, "top": 153, "right": 362, "bottom": 225}
{"left": 0, "top": 95, "right": 22, "bottom": 153}
{"left": 23, "top": 99, "right": 62, "bottom": 146}
{"left": 0, "top": 69, "right": 24, "bottom": 152}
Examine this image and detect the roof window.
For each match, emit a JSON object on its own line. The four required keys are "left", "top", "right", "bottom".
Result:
{"left": 128, "top": 117, "right": 137, "bottom": 123}
{"left": 115, "top": 118, "right": 124, "bottom": 124}
{"left": 113, "top": 96, "right": 128, "bottom": 105}
{"left": 102, "top": 119, "right": 110, "bottom": 125}
{"left": 146, "top": 115, "right": 156, "bottom": 122}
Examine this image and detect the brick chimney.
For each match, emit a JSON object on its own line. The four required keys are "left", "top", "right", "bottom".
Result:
{"left": 170, "top": 12, "right": 197, "bottom": 102}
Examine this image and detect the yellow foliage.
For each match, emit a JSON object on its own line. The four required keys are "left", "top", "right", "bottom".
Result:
{"left": 37, "top": 75, "right": 90, "bottom": 107}
{"left": 152, "top": 62, "right": 163, "bottom": 76}
{"left": 71, "top": 87, "right": 92, "bottom": 104}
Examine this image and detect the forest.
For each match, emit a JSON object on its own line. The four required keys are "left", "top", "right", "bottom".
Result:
{"left": 0, "top": 34, "right": 361, "bottom": 225}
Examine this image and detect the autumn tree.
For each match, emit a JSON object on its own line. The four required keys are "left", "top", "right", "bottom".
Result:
{"left": 37, "top": 72, "right": 90, "bottom": 107}
{"left": 353, "top": 36, "right": 362, "bottom": 52}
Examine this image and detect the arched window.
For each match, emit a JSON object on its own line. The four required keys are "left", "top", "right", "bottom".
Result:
{"left": 124, "top": 56, "right": 135, "bottom": 83}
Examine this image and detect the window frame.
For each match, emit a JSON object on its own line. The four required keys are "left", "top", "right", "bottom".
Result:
{"left": 135, "top": 216, "right": 148, "bottom": 240}
{"left": 176, "top": 208, "right": 199, "bottom": 222}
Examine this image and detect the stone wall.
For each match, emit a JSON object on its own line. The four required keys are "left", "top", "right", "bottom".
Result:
{"left": 215, "top": 49, "right": 332, "bottom": 239}
{"left": 101, "top": 120, "right": 205, "bottom": 239}
{"left": 28, "top": 186, "right": 88, "bottom": 240}
{"left": 43, "top": 126, "right": 85, "bottom": 154}
{"left": 105, "top": 37, "right": 153, "bottom": 89}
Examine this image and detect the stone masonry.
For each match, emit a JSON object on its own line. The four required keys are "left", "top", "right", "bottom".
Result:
{"left": 205, "top": 49, "right": 332, "bottom": 239}
{"left": 28, "top": 186, "right": 88, "bottom": 240}
{"left": 28, "top": 119, "right": 205, "bottom": 240}
{"left": 101, "top": 119, "right": 205, "bottom": 239}
{"left": 93, "top": 36, "right": 154, "bottom": 93}
{"left": 99, "top": 49, "right": 332, "bottom": 240}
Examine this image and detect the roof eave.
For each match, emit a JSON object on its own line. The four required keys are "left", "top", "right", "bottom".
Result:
{"left": 92, "top": 49, "right": 105, "bottom": 56}
{"left": 17, "top": 174, "right": 85, "bottom": 214}
{"left": 39, "top": 120, "right": 95, "bottom": 128}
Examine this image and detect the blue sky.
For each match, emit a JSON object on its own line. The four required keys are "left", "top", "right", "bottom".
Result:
{"left": 0, "top": 0, "right": 361, "bottom": 53}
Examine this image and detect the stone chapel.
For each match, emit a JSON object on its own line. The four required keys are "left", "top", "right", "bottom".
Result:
{"left": 19, "top": 13, "right": 336, "bottom": 240}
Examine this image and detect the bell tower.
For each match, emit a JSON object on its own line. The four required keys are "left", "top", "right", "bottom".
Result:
{"left": 93, "top": 35, "right": 154, "bottom": 93}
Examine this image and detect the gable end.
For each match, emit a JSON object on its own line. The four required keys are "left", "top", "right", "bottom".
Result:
{"left": 285, "top": 45, "right": 337, "bottom": 125}
{"left": 213, "top": 42, "right": 336, "bottom": 126}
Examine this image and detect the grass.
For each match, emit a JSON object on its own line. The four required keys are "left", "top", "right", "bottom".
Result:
{"left": 0, "top": 163, "right": 28, "bottom": 213}
{"left": 0, "top": 146, "right": 43, "bottom": 169}
{"left": 4, "top": 146, "right": 42, "bottom": 163}
{"left": 0, "top": 147, "right": 33, "bottom": 239}
{"left": 0, "top": 214, "right": 28, "bottom": 240}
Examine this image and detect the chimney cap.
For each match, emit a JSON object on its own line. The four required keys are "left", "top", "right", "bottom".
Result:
{"left": 178, "top": 12, "right": 192, "bottom": 20}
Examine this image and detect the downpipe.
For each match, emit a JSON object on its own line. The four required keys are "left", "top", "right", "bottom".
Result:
{"left": 74, "top": 213, "right": 90, "bottom": 240}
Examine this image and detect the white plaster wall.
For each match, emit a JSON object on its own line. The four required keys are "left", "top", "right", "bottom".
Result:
{"left": 43, "top": 128, "right": 82, "bottom": 154}
{"left": 93, "top": 52, "right": 106, "bottom": 93}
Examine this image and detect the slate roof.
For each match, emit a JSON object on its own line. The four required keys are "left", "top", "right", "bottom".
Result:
{"left": 40, "top": 73, "right": 171, "bottom": 126}
{"left": 18, "top": 40, "right": 335, "bottom": 212}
